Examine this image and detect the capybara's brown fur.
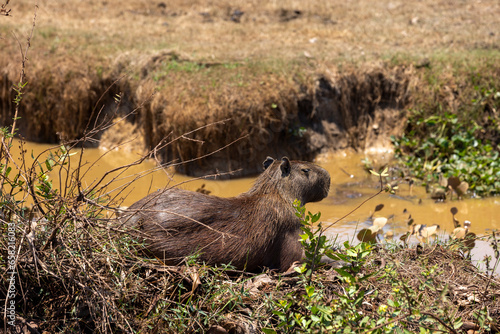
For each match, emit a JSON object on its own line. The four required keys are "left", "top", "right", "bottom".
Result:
{"left": 121, "top": 157, "right": 330, "bottom": 272}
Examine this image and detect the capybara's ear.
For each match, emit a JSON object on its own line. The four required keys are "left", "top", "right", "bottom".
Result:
{"left": 263, "top": 156, "right": 275, "bottom": 170}
{"left": 280, "top": 157, "right": 291, "bottom": 176}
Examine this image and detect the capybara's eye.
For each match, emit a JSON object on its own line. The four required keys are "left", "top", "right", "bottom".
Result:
{"left": 301, "top": 168, "right": 311, "bottom": 173}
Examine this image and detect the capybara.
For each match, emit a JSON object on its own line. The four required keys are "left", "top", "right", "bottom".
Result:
{"left": 121, "top": 156, "right": 331, "bottom": 272}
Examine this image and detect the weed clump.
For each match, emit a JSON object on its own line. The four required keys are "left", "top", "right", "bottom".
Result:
{"left": 392, "top": 112, "right": 500, "bottom": 197}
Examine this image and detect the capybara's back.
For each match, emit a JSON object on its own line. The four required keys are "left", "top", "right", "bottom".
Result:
{"left": 121, "top": 156, "right": 330, "bottom": 272}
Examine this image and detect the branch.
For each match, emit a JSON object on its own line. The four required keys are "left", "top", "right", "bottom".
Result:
{"left": 0, "top": 0, "right": 11, "bottom": 16}
{"left": 0, "top": 4, "right": 38, "bottom": 194}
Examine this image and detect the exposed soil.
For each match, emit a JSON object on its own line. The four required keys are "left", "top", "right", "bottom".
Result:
{"left": 0, "top": 0, "right": 499, "bottom": 176}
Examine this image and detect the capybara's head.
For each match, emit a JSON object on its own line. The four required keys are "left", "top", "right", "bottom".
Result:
{"left": 251, "top": 156, "right": 331, "bottom": 204}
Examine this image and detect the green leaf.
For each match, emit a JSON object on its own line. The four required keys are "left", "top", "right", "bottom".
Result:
{"left": 353, "top": 289, "right": 366, "bottom": 305}
{"left": 294, "top": 263, "right": 307, "bottom": 274}
{"left": 334, "top": 268, "right": 355, "bottom": 281}
{"left": 310, "top": 211, "right": 321, "bottom": 223}
{"left": 306, "top": 285, "right": 315, "bottom": 298}
{"left": 453, "top": 317, "right": 463, "bottom": 330}
{"left": 272, "top": 310, "right": 286, "bottom": 318}
{"left": 346, "top": 249, "right": 358, "bottom": 257}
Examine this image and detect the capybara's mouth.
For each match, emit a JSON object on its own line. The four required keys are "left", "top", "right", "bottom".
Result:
{"left": 309, "top": 183, "right": 330, "bottom": 203}
{"left": 320, "top": 175, "right": 331, "bottom": 200}
{"left": 323, "top": 185, "right": 330, "bottom": 199}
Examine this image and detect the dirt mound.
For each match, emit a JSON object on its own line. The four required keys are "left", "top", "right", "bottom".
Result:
{"left": 0, "top": 56, "right": 108, "bottom": 144}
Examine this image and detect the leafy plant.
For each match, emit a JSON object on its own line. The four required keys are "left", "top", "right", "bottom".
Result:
{"left": 392, "top": 112, "right": 500, "bottom": 196}
{"left": 293, "top": 199, "right": 329, "bottom": 283}
{"left": 262, "top": 194, "right": 500, "bottom": 333}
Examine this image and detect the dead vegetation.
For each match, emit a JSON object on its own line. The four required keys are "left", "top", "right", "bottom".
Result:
{"left": 0, "top": 1, "right": 10, "bottom": 16}
{"left": 4, "top": 0, "right": 498, "bottom": 62}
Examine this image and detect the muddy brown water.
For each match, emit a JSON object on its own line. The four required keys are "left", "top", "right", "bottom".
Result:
{"left": 9, "top": 141, "right": 500, "bottom": 274}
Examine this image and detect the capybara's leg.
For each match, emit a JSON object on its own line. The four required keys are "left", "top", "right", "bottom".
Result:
{"left": 279, "top": 231, "right": 304, "bottom": 272}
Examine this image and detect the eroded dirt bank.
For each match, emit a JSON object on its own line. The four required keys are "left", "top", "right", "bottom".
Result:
{"left": 3, "top": 52, "right": 499, "bottom": 177}
{"left": 1, "top": 54, "right": 415, "bottom": 176}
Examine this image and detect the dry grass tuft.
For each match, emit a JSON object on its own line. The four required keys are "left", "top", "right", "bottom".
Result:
{"left": 1, "top": 56, "right": 107, "bottom": 143}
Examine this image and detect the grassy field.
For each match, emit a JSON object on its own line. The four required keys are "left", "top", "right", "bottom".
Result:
{"left": 4, "top": 0, "right": 499, "bottom": 62}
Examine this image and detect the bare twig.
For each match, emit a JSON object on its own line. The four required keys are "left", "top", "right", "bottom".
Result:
{"left": 83, "top": 119, "right": 245, "bottom": 198}
{"left": 0, "top": 4, "right": 37, "bottom": 195}
{"left": 421, "top": 312, "right": 459, "bottom": 334}
{"left": 322, "top": 188, "right": 384, "bottom": 233}
{"left": 0, "top": 0, "right": 11, "bottom": 16}
{"left": 2, "top": 5, "right": 38, "bottom": 332}
{"left": 482, "top": 231, "right": 500, "bottom": 298}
